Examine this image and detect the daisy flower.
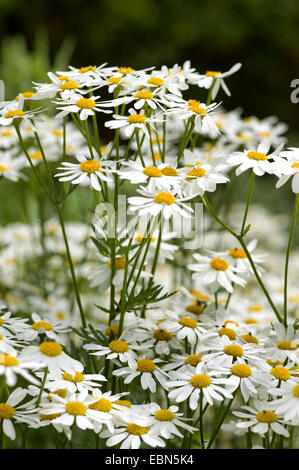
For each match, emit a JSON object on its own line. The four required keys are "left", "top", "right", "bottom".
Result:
{"left": 188, "top": 253, "right": 246, "bottom": 293}
{"left": 54, "top": 94, "right": 114, "bottom": 121}
{"left": 167, "top": 99, "right": 220, "bottom": 137}
{"left": 104, "top": 108, "right": 163, "bottom": 139}
{"left": 147, "top": 403, "right": 196, "bottom": 439}
{"left": 84, "top": 336, "right": 143, "bottom": 368}
{"left": 0, "top": 388, "right": 37, "bottom": 440}
{"left": 39, "top": 389, "right": 112, "bottom": 433}
{"left": 117, "top": 160, "right": 185, "bottom": 193}
{"left": 43, "top": 369, "right": 107, "bottom": 394}
{"left": 217, "top": 239, "right": 267, "bottom": 276}
{"left": 55, "top": 154, "right": 113, "bottom": 192}
{"left": 113, "top": 358, "right": 169, "bottom": 393}
{"left": 272, "top": 147, "right": 299, "bottom": 193}
{"left": 0, "top": 153, "right": 25, "bottom": 182}
{"left": 0, "top": 352, "right": 40, "bottom": 386}
{"left": 197, "top": 63, "right": 242, "bottom": 99}
{"left": 128, "top": 187, "right": 193, "bottom": 221}
{"left": 263, "top": 323, "right": 299, "bottom": 363}
{"left": 228, "top": 141, "right": 283, "bottom": 176}
{"left": 19, "top": 341, "right": 84, "bottom": 378}
{"left": 269, "top": 381, "right": 299, "bottom": 422}
{"left": 158, "top": 312, "right": 205, "bottom": 346}
{"left": 0, "top": 95, "right": 40, "bottom": 126}
{"left": 101, "top": 418, "right": 166, "bottom": 449}
{"left": 233, "top": 399, "right": 289, "bottom": 437}
{"left": 21, "top": 312, "right": 71, "bottom": 343}
{"left": 168, "top": 365, "right": 233, "bottom": 408}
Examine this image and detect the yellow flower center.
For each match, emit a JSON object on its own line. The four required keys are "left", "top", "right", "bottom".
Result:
{"left": 143, "top": 166, "right": 163, "bottom": 178}
{"left": 127, "top": 114, "right": 146, "bottom": 123}
{"left": 248, "top": 305, "right": 262, "bottom": 312}
{"left": 219, "top": 327, "right": 236, "bottom": 340}
{"left": 224, "top": 320, "right": 239, "bottom": 327}
{"left": 186, "top": 168, "right": 206, "bottom": 179}
{"left": 40, "top": 412, "right": 61, "bottom": 421}
{"left": 292, "top": 384, "right": 299, "bottom": 397}
{"left": 186, "top": 304, "right": 204, "bottom": 315}
{"left": 62, "top": 371, "right": 85, "bottom": 383}
{"left": 1, "top": 130, "right": 13, "bottom": 136}
{"left": 65, "top": 401, "right": 87, "bottom": 416}
{"left": 0, "top": 354, "right": 19, "bottom": 367}
{"left": 105, "top": 324, "right": 121, "bottom": 337}
{"left": 277, "top": 341, "right": 298, "bottom": 351}
{"left": 89, "top": 398, "right": 112, "bottom": 413}
{"left": 0, "top": 404, "right": 15, "bottom": 420}
{"left": 291, "top": 163, "right": 299, "bottom": 169}
{"left": 154, "top": 192, "right": 175, "bottom": 205}
{"left": 127, "top": 423, "right": 149, "bottom": 435}
{"left": 79, "top": 160, "right": 101, "bottom": 173}
{"left": 135, "top": 91, "right": 154, "bottom": 100}
{"left": 245, "top": 318, "right": 258, "bottom": 324}
{"left": 162, "top": 167, "right": 177, "bottom": 176}
{"left": 185, "top": 354, "right": 202, "bottom": 367}
{"left": 154, "top": 153, "right": 162, "bottom": 161}
{"left": 241, "top": 334, "right": 259, "bottom": 345}
{"left": 22, "top": 91, "right": 35, "bottom": 99}
{"left": 153, "top": 329, "right": 173, "bottom": 341}
{"left": 32, "top": 321, "right": 53, "bottom": 331}
{"left": 267, "top": 359, "right": 283, "bottom": 367}
{"left": 5, "top": 110, "right": 25, "bottom": 118}
{"left": 205, "top": 71, "right": 221, "bottom": 77}
{"left": 58, "top": 75, "right": 69, "bottom": 81}
{"left": 109, "top": 340, "right": 129, "bottom": 353}
{"left": 231, "top": 364, "right": 252, "bottom": 378}
{"left": 118, "top": 67, "right": 135, "bottom": 75}
{"left": 229, "top": 248, "right": 246, "bottom": 259}
{"left": 60, "top": 81, "right": 79, "bottom": 90}
{"left": 76, "top": 98, "right": 95, "bottom": 109}
{"left": 39, "top": 342, "right": 63, "bottom": 357}
{"left": 188, "top": 104, "right": 207, "bottom": 115}
{"left": 108, "top": 77, "right": 122, "bottom": 85}
{"left": 79, "top": 66, "right": 96, "bottom": 73}
{"left": 154, "top": 409, "right": 175, "bottom": 421}
{"left": 178, "top": 317, "right": 197, "bottom": 329}
{"left": 210, "top": 258, "right": 229, "bottom": 271}
{"left": 135, "top": 234, "right": 156, "bottom": 243}
{"left": 247, "top": 151, "right": 267, "bottom": 161}
{"left": 190, "top": 374, "right": 211, "bottom": 388}
{"left": 0, "top": 165, "right": 8, "bottom": 172}
{"left": 147, "top": 77, "right": 164, "bottom": 86}
{"left": 137, "top": 359, "right": 156, "bottom": 373}
{"left": 258, "top": 131, "right": 271, "bottom": 137}
{"left": 53, "top": 130, "right": 63, "bottom": 137}
{"left": 48, "top": 389, "right": 67, "bottom": 401}
{"left": 224, "top": 345, "right": 243, "bottom": 357}
{"left": 256, "top": 410, "right": 278, "bottom": 424}
{"left": 108, "top": 257, "right": 126, "bottom": 270}
{"left": 271, "top": 367, "right": 291, "bottom": 381}
{"left": 29, "top": 151, "right": 43, "bottom": 161}
{"left": 113, "top": 400, "right": 131, "bottom": 408}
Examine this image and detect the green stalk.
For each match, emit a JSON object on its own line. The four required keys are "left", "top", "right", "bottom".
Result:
{"left": 283, "top": 193, "right": 299, "bottom": 325}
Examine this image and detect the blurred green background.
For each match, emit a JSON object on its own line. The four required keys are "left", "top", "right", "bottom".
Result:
{"left": 0, "top": 0, "right": 299, "bottom": 229}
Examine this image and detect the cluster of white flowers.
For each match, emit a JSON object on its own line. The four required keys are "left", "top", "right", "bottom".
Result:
{"left": 1, "top": 60, "right": 299, "bottom": 450}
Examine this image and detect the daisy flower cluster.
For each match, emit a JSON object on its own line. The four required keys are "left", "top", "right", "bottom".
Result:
{"left": 1, "top": 60, "right": 299, "bottom": 450}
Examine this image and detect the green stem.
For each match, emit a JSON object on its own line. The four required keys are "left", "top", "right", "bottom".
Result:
{"left": 283, "top": 193, "right": 299, "bottom": 325}
{"left": 36, "top": 367, "right": 48, "bottom": 407}
{"left": 240, "top": 172, "right": 255, "bottom": 236}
